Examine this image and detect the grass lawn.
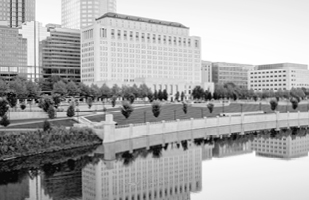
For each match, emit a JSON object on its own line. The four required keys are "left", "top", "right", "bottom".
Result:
{"left": 3, "top": 118, "right": 78, "bottom": 129}
{"left": 86, "top": 103, "right": 309, "bottom": 126}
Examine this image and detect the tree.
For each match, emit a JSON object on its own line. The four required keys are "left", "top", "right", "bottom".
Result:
{"left": 162, "top": 89, "right": 168, "bottom": 101}
{"left": 152, "top": 101, "right": 161, "bottom": 118}
{"left": 139, "top": 83, "right": 152, "bottom": 99}
{"left": 153, "top": 90, "right": 158, "bottom": 100}
{"left": 181, "top": 91, "right": 185, "bottom": 101}
{"left": 52, "top": 94, "right": 61, "bottom": 108}
{"left": 111, "top": 84, "right": 121, "bottom": 97}
{"left": 0, "top": 79, "right": 8, "bottom": 97}
{"left": 253, "top": 94, "right": 258, "bottom": 101}
{"left": 9, "top": 77, "right": 28, "bottom": 99}
{"left": 192, "top": 86, "right": 204, "bottom": 100}
{"left": 131, "top": 84, "right": 140, "bottom": 99}
{"left": 121, "top": 101, "right": 134, "bottom": 119}
{"left": 6, "top": 92, "right": 17, "bottom": 108}
{"left": 53, "top": 81, "right": 67, "bottom": 96}
{"left": 290, "top": 98, "right": 299, "bottom": 110}
{"left": 158, "top": 90, "right": 163, "bottom": 101}
{"left": 182, "top": 102, "right": 188, "bottom": 114}
{"left": 66, "top": 81, "right": 80, "bottom": 96}
{"left": 0, "top": 114, "right": 10, "bottom": 127}
{"left": 89, "top": 84, "right": 100, "bottom": 99}
{"left": 147, "top": 91, "right": 154, "bottom": 102}
{"left": 269, "top": 99, "right": 278, "bottom": 111}
{"left": 78, "top": 82, "right": 91, "bottom": 97}
{"left": 87, "top": 97, "right": 93, "bottom": 109}
{"left": 67, "top": 105, "right": 75, "bottom": 117}
{"left": 0, "top": 98, "right": 9, "bottom": 117}
{"left": 39, "top": 96, "right": 54, "bottom": 112}
{"left": 26, "top": 80, "right": 40, "bottom": 99}
{"left": 175, "top": 91, "right": 180, "bottom": 102}
{"left": 207, "top": 103, "right": 214, "bottom": 113}
{"left": 124, "top": 92, "right": 135, "bottom": 104}
{"left": 99, "top": 83, "right": 111, "bottom": 100}
{"left": 111, "top": 96, "right": 117, "bottom": 107}
{"left": 47, "top": 106, "right": 56, "bottom": 119}
{"left": 43, "top": 120, "right": 51, "bottom": 132}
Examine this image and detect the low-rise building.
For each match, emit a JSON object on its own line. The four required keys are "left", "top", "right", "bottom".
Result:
{"left": 248, "top": 63, "right": 309, "bottom": 91}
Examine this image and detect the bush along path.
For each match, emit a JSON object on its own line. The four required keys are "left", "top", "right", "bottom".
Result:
{"left": 0, "top": 127, "right": 102, "bottom": 161}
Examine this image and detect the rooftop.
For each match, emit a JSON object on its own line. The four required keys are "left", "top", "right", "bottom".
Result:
{"left": 96, "top": 12, "right": 189, "bottom": 29}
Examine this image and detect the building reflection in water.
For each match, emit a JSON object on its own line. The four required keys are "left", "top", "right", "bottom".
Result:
{"left": 82, "top": 141, "right": 204, "bottom": 200}
{"left": 252, "top": 129, "right": 309, "bottom": 159}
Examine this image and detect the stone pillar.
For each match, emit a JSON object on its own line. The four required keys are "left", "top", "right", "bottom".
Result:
{"left": 146, "top": 122, "right": 150, "bottom": 150}
{"left": 216, "top": 116, "right": 220, "bottom": 136}
{"left": 129, "top": 124, "right": 134, "bottom": 153}
{"left": 287, "top": 111, "right": 290, "bottom": 129}
{"left": 190, "top": 118, "right": 194, "bottom": 141}
{"left": 276, "top": 111, "right": 280, "bottom": 131}
{"left": 203, "top": 117, "right": 207, "bottom": 139}
{"left": 176, "top": 119, "right": 180, "bottom": 143}
{"left": 103, "top": 143, "right": 116, "bottom": 161}
{"left": 240, "top": 113, "right": 245, "bottom": 135}
{"left": 103, "top": 114, "right": 117, "bottom": 143}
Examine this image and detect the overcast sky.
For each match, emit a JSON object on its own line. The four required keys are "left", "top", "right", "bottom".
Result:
{"left": 37, "top": 0, "right": 309, "bottom": 66}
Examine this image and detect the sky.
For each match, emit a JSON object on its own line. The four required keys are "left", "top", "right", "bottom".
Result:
{"left": 37, "top": 0, "right": 309, "bottom": 66}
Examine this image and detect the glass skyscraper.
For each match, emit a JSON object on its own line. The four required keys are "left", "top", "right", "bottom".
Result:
{"left": 61, "top": 0, "right": 117, "bottom": 29}
{"left": 0, "top": 0, "right": 36, "bottom": 27}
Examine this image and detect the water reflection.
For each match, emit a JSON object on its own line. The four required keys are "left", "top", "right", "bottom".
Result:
{"left": 1, "top": 128, "right": 309, "bottom": 200}
{"left": 82, "top": 142, "right": 203, "bottom": 200}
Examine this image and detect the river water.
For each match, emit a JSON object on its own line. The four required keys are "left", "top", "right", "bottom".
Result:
{"left": 1, "top": 128, "right": 309, "bottom": 200}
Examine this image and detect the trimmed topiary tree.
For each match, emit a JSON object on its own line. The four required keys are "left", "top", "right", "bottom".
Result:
{"left": 43, "top": 120, "right": 51, "bottom": 132}
{"left": 47, "top": 106, "right": 56, "bottom": 119}
{"left": 152, "top": 101, "right": 161, "bottom": 118}
{"left": 207, "top": 103, "right": 214, "bottom": 113}
{"left": 0, "top": 114, "right": 10, "bottom": 127}
{"left": 67, "top": 105, "right": 75, "bottom": 117}
{"left": 111, "top": 96, "right": 117, "bottom": 107}
{"left": 269, "top": 99, "right": 278, "bottom": 111}
{"left": 20, "top": 103, "right": 26, "bottom": 110}
{"left": 87, "top": 97, "right": 93, "bottom": 109}
{"left": 121, "top": 101, "right": 134, "bottom": 119}
{"left": 182, "top": 102, "right": 188, "bottom": 114}
{"left": 290, "top": 98, "right": 299, "bottom": 110}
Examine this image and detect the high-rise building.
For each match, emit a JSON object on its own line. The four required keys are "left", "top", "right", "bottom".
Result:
{"left": 201, "top": 60, "right": 212, "bottom": 83}
{"left": 248, "top": 63, "right": 309, "bottom": 91}
{"left": 0, "top": 24, "right": 27, "bottom": 81}
{"left": 61, "top": 0, "right": 117, "bottom": 29}
{"left": 81, "top": 12, "right": 202, "bottom": 97}
{"left": 0, "top": 0, "right": 36, "bottom": 28}
{"left": 212, "top": 62, "right": 255, "bottom": 89}
{"left": 42, "top": 24, "right": 81, "bottom": 82}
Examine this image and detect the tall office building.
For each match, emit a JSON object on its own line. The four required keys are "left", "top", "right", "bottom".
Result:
{"left": 61, "top": 0, "right": 117, "bottom": 29}
{"left": 81, "top": 12, "right": 202, "bottom": 97}
{"left": 0, "top": 0, "right": 36, "bottom": 27}
{"left": 42, "top": 24, "right": 81, "bottom": 82}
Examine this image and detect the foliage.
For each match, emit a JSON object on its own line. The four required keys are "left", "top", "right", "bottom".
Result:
{"left": 78, "top": 82, "right": 91, "bottom": 97}
{"left": 52, "top": 94, "right": 61, "bottom": 108}
{"left": 139, "top": 83, "right": 152, "bottom": 99}
{"left": 8, "top": 77, "right": 28, "bottom": 99}
{"left": 207, "top": 103, "right": 214, "bottom": 113}
{"left": 0, "top": 114, "right": 10, "bottom": 127}
{"left": 53, "top": 81, "right": 67, "bottom": 96}
{"left": 152, "top": 101, "right": 161, "bottom": 118}
{"left": 47, "top": 106, "right": 56, "bottom": 119}
{"left": 192, "top": 86, "right": 204, "bottom": 99}
{"left": 25, "top": 80, "right": 40, "bottom": 99}
{"left": 162, "top": 89, "right": 168, "bottom": 101}
{"left": 20, "top": 103, "right": 26, "bottom": 110}
{"left": 182, "top": 102, "right": 188, "bottom": 114}
{"left": 121, "top": 101, "right": 134, "bottom": 119}
{"left": 124, "top": 93, "right": 135, "bottom": 104}
{"left": 39, "top": 96, "right": 54, "bottom": 112}
{"left": 111, "top": 84, "right": 121, "bottom": 97}
{"left": 111, "top": 96, "right": 117, "bottom": 107}
{"left": 86, "top": 97, "right": 93, "bottom": 109}
{"left": 153, "top": 90, "right": 158, "bottom": 100}
{"left": 66, "top": 81, "right": 80, "bottom": 96}
{"left": 0, "top": 98, "right": 9, "bottom": 117}
{"left": 6, "top": 92, "right": 17, "bottom": 108}
{"left": 43, "top": 120, "right": 51, "bottom": 132}
{"left": 99, "top": 83, "right": 111, "bottom": 100}
{"left": 175, "top": 91, "right": 180, "bottom": 102}
{"left": 290, "top": 98, "right": 299, "bottom": 110}
{"left": 269, "top": 99, "right": 278, "bottom": 111}
{"left": 67, "top": 105, "right": 75, "bottom": 117}
{"left": 147, "top": 91, "right": 154, "bottom": 102}
{"left": 0, "top": 79, "right": 8, "bottom": 97}
{"left": 181, "top": 91, "right": 185, "bottom": 101}
{"left": 158, "top": 90, "right": 163, "bottom": 101}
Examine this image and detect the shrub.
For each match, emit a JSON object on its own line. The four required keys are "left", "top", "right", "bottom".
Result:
{"left": 47, "top": 106, "right": 56, "bottom": 119}
{"left": 0, "top": 114, "right": 10, "bottom": 127}
{"left": 43, "top": 120, "right": 51, "bottom": 132}
{"left": 253, "top": 95, "right": 258, "bottom": 101}
{"left": 152, "top": 101, "right": 161, "bottom": 118}
{"left": 182, "top": 102, "right": 188, "bottom": 114}
{"left": 111, "top": 96, "right": 117, "bottom": 107}
{"left": 290, "top": 98, "right": 298, "bottom": 110}
{"left": 67, "top": 105, "right": 75, "bottom": 117}
{"left": 207, "top": 103, "right": 214, "bottom": 113}
{"left": 20, "top": 103, "right": 26, "bottom": 110}
{"left": 269, "top": 99, "right": 278, "bottom": 111}
{"left": 0, "top": 98, "right": 9, "bottom": 117}
{"left": 121, "top": 101, "right": 134, "bottom": 119}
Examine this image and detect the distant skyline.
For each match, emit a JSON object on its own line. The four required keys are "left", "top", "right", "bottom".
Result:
{"left": 37, "top": 0, "right": 309, "bottom": 67}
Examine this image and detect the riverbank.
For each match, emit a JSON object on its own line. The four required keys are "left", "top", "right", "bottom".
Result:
{"left": 0, "top": 127, "right": 102, "bottom": 161}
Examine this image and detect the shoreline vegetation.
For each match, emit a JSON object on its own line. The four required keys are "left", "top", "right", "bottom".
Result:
{"left": 0, "top": 126, "right": 102, "bottom": 161}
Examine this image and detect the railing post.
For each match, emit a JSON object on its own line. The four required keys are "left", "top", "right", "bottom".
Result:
{"left": 276, "top": 111, "right": 280, "bottom": 130}
{"left": 287, "top": 111, "right": 290, "bottom": 129}
{"left": 146, "top": 122, "right": 150, "bottom": 150}
{"left": 203, "top": 117, "right": 207, "bottom": 139}
{"left": 191, "top": 118, "right": 194, "bottom": 140}
{"left": 216, "top": 116, "right": 220, "bottom": 136}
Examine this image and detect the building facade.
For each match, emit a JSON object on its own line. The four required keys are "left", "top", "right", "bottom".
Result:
{"left": 81, "top": 12, "right": 202, "bottom": 96}
{"left": 212, "top": 62, "right": 255, "bottom": 89}
{"left": 61, "top": 0, "right": 117, "bottom": 29}
{"left": 19, "top": 21, "right": 50, "bottom": 81}
{"left": 0, "top": 0, "right": 36, "bottom": 27}
{"left": 42, "top": 24, "right": 81, "bottom": 82}
{"left": 213, "top": 140, "right": 252, "bottom": 158}
{"left": 201, "top": 60, "right": 212, "bottom": 83}
{"left": 248, "top": 63, "right": 309, "bottom": 91}
{"left": 0, "top": 24, "right": 27, "bottom": 81}
{"left": 82, "top": 143, "right": 202, "bottom": 200}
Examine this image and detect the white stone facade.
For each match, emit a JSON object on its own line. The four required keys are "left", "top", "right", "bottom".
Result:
{"left": 248, "top": 63, "right": 309, "bottom": 91}
{"left": 61, "top": 0, "right": 117, "bottom": 29}
{"left": 81, "top": 13, "right": 202, "bottom": 96}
